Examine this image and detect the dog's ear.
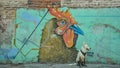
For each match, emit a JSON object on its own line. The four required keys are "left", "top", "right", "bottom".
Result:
{"left": 83, "top": 42, "right": 86, "bottom": 47}
{"left": 83, "top": 42, "right": 86, "bottom": 45}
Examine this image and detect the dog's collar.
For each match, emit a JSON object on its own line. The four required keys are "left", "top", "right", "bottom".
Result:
{"left": 81, "top": 50, "right": 86, "bottom": 56}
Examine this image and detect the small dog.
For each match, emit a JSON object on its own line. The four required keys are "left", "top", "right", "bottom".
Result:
{"left": 76, "top": 42, "right": 91, "bottom": 66}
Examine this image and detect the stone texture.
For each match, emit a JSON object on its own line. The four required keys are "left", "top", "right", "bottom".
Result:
{"left": 1, "top": 0, "right": 120, "bottom": 8}
{"left": 0, "top": 0, "right": 28, "bottom": 8}
{"left": 61, "top": 0, "right": 120, "bottom": 8}
{"left": 39, "top": 18, "right": 78, "bottom": 63}
{"left": 28, "top": 0, "right": 61, "bottom": 8}
{"left": 0, "top": 8, "right": 15, "bottom": 48}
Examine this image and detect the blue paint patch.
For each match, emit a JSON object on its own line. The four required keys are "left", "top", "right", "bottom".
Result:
{"left": 8, "top": 48, "right": 18, "bottom": 59}
{"left": 0, "top": 55, "right": 5, "bottom": 59}
{"left": 20, "top": 12, "right": 40, "bottom": 24}
{"left": 0, "top": 48, "right": 18, "bottom": 59}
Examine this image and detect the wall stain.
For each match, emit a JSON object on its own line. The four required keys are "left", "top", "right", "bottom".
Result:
{"left": 103, "top": 24, "right": 120, "bottom": 33}
{"left": 97, "top": 54, "right": 115, "bottom": 64}
{"left": 93, "top": 23, "right": 120, "bottom": 33}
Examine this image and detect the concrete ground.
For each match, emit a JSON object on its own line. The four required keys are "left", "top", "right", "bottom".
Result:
{"left": 0, "top": 63, "right": 120, "bottom": 68}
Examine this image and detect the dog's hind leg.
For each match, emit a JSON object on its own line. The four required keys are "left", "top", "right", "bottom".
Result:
{"left": 77, "top": 61, "right": 80, "bottom": 66}
{"left": 77, "top": 61, "right": 82, "bottom": 67}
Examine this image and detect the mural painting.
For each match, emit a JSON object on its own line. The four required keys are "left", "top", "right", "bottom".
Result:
{"left": 39, "top": 7, "right": 85, "bottom": 63}
{"left": 0, "top": 7, "right": 120, "bottom": 64}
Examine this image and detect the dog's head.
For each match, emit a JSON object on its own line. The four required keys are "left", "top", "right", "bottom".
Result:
{"left": 83, "top": 42, "right": 91, "bottom": 51}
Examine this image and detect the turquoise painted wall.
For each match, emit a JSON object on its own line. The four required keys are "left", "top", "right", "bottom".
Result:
{"left": 11, "top": 8, "right": 53, "bottom": 63}
{"left": 0, "top": 8, "right": 120, "bottom": 64}
{"left": 70, "top": 8, "right": 120, "bottom": 64}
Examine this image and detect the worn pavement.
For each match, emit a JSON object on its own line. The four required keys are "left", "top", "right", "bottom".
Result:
{"left": 0, "top": 63, "right": 120, "bottom": 68}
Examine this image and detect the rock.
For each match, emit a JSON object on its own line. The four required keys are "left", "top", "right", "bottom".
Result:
{"left": 39, "top": 18, "right": 78, "bottom": 63}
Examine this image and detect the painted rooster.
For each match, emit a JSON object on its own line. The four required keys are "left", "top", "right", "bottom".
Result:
{"left": 48, "top": 7, "right": 84, "bottom": 48}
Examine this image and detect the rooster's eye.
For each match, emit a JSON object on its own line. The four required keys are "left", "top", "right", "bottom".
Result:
{"left": 60, "top": 21, "right": 66, "bottom": 25}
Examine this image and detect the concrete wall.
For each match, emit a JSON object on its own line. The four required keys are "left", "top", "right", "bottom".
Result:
{"left": 0, "top": 0, "right": 120, "bottom": 64}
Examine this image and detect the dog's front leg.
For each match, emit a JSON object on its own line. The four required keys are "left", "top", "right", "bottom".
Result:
{"left": 82, "top": 58, "right": 87, "bottom": 66}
